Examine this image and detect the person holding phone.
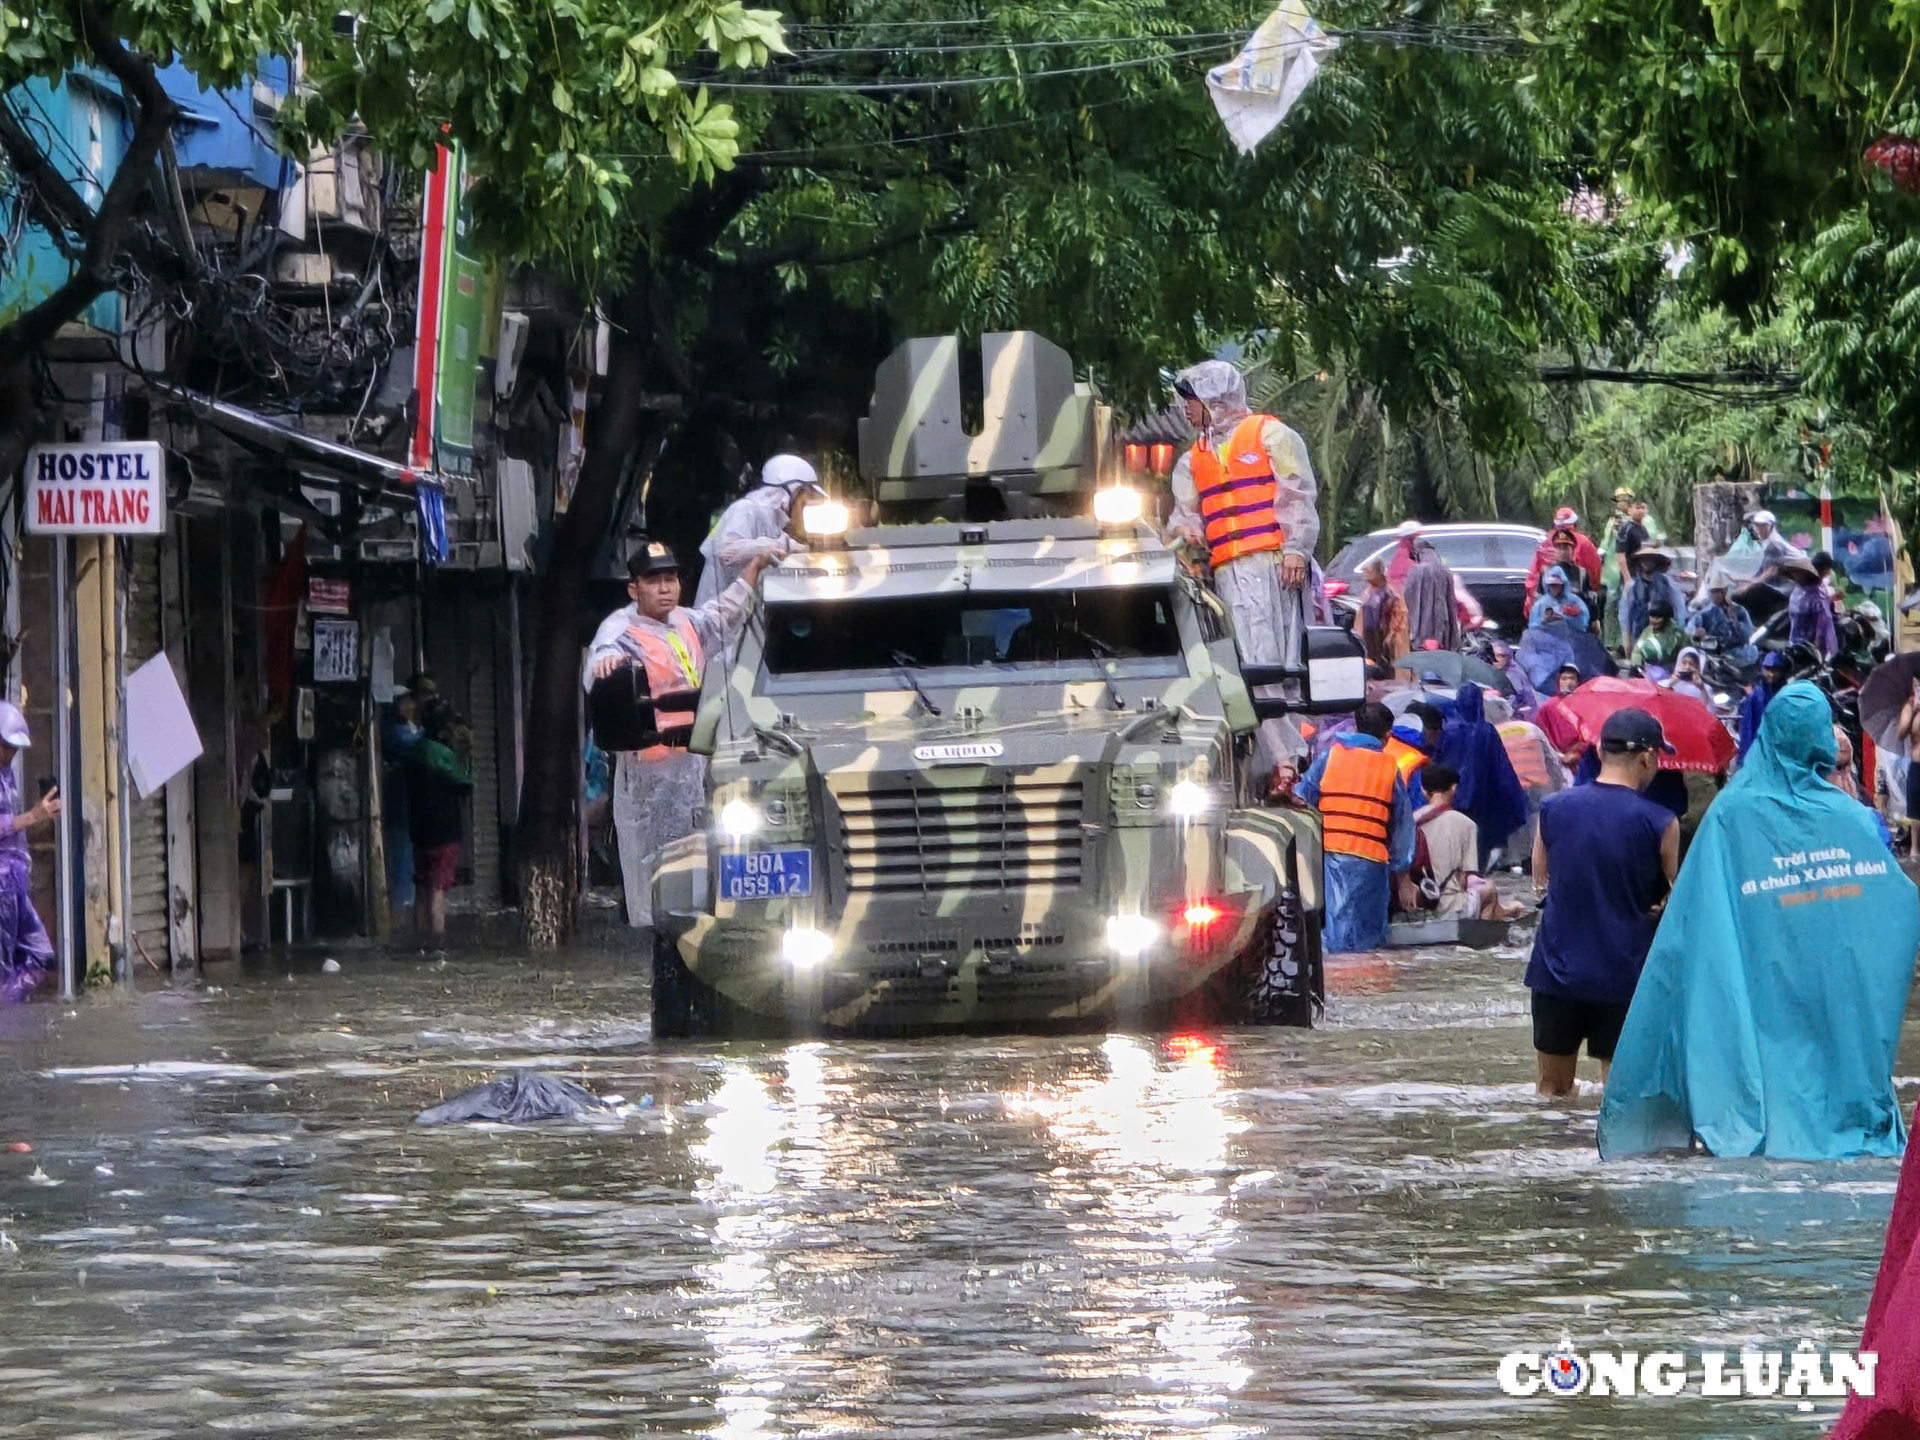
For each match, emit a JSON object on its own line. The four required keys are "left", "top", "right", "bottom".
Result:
{"left": 0, "top": 702, "right": 60, "bottom": 999}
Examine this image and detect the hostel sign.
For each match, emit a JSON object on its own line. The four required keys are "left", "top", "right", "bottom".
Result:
{"left": 25, "top": 441, "right": 167, "bottom": 534}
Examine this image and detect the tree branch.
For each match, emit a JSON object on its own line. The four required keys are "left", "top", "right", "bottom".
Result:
{"left": 810, "top": 217, "right": 975, "bottom": 269}
{"left": 647, "top": 283, "right": 699, "bottom": 395}
{"left": 727, "top": 217, "right": 975, "bottom": 272}
{"left": 0, "top": 5, "right": 179, "bottom": 358}
{"left": 0, "top": 105, "right": 93, "bottom": 258}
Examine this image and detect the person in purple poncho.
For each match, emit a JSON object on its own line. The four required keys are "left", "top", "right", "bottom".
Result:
{"left": 0, "top": 703, "right": 60, "bottom": 1000}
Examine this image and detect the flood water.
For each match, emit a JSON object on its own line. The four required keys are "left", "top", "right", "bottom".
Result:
{"left": 0, "top": 937, "right": 1907, "bottom": 1438}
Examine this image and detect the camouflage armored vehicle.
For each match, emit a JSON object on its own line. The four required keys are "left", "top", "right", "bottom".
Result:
{"left": 649, "top": 332, "right": 1365, "bottom": 1036}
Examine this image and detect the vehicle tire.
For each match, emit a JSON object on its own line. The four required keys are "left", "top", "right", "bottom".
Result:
{"left": 1184, "top": 886, "right": 1323, "bottom": 1029}
{"left": 651, "top": 929, "right": 735, "bottom": 1040}
{"left": 1246, "top": 885, "right": 1323, "bottom": 1027}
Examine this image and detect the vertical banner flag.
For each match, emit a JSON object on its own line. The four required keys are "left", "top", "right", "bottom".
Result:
{"left": 410, "top": 141, "right": 489, "bottom": 563}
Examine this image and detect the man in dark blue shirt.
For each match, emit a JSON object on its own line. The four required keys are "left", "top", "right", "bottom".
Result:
{"left": 1527, "top": 709, "right": 1682, "bottom": 1096}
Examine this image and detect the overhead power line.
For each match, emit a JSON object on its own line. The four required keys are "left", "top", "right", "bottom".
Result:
{"left": 778, "top": 30, "right": 1244, "bottom": 58}
{"left": 689, "top": 42, "right": 1225, "bottom": 93}
{"left": 1539, "top": 365, "right": 1803, "bottom": 403}
{"left": 687, "top": 20, "right": 1530, "bottom": 93}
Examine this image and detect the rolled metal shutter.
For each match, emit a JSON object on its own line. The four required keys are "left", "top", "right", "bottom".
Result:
{"left": 124, "top": 538, "right": 171, "bottom": 967}
{"left": 464, "top": 617, "right": 500, "bottom": 904}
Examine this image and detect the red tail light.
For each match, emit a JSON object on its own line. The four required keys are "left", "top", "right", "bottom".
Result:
{"left": 1323, "top": 579, "right": 1349, "bottom": 597}
{"left": 1176, "top": 898, "right": 1238, "bottom": 953}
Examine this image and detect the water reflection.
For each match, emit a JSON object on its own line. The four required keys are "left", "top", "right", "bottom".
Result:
{"left": 1012, "top": 1034, "right": 1254, "bottom": 1436}
{"left": 0, "top": 943, "right": 1907, "bottom": 1438}
{"left": 694, "top": 1063, "right": 805, "bottom": 1436}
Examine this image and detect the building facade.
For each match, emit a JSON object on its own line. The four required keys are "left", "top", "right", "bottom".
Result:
{"left": 2, "top": 59, "right": 580, "bottom": 985}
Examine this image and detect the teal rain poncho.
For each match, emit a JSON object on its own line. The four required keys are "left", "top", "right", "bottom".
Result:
{"left": 1598, "top": 683, "right": 1919, "bottom": 1161}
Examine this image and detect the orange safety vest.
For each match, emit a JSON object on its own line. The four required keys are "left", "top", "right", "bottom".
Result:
{"left": 1383, "top": 735, "right": 1427, "bottom": 786}
{"left": 625, "top": 611, "right": 705, "bottom": 761}
{"left": 1188, "top": 414, "right": 1288, "bottom": 568}
{"left": 1317, "top": 742, "right": 1399, "bottom": 865}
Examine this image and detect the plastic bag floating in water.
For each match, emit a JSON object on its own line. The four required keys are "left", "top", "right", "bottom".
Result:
{"left": 415, "top": 1073, "right": 616, "bottom": 1125}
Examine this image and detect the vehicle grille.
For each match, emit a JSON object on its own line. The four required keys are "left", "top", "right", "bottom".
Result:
{"left": 835, "top": 778, "right": 1085, "bottom": 894}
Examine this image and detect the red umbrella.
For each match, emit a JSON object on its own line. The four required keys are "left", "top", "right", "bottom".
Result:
{"left": 1561, "top": 677, "right": 1736, "bottom": 774}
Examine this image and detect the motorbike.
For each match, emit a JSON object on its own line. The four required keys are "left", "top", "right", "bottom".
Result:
{"left": 1694, "top": 639, "right": 1758, "bottom": 718}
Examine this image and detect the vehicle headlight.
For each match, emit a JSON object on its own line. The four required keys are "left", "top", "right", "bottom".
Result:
{"left": 1105, "top": 914, "right": 1161, "bottom": 957}
{"left": 801, "top": 499, "right": 850, "bottom": 537}
{"left": 1092, "top": 485, "right": 1144, "bottom": 526}
{"left": 782, "top": 926, "right": 832, "bottom": 969}
{"left": 719, "top": 797, "right": 761, "bottom": 840}
{"left": 1168, "top": 779, "right": 1211, "bottom": 819}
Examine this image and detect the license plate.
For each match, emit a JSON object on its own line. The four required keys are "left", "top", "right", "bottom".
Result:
{"left": 719, "top": 848, "right": 813, "bottom": 901}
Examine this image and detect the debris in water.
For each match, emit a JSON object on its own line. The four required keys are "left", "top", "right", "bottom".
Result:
{"left": 5, "top": 1141, "right": 30, "bottom": 1153}
{"left": 26, "top": 1165, "right": 60, "bottom": 1186}
{"left": 415, "top": 1072, "right": 620, "bottom": 1125}
{"left": 93, "top": 1164, "right": 112, "bottom": 1177}
{"left": 321, "top": 959, "right": 341, "bottom": 974}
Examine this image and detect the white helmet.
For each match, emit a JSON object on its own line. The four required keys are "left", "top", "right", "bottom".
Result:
{"left": 1750, "top": 509, "right": 1777, "bottom": 528}
{"left": 760, "top": 453, "right": 818, "bottom": 492}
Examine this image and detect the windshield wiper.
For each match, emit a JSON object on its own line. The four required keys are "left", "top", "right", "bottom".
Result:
{"left": 750, "top": 723, "right": 804, "bottom": 757}
{"left": 1066, "top": 627, "right": 1125, "bottom": 709}
{"left": 889, "top": 649, "right": 942, "bottom": 716}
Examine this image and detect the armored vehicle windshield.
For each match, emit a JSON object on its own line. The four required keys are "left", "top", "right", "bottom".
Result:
{"left": 764, "top": 586, "right": 1181, "bottom": 676}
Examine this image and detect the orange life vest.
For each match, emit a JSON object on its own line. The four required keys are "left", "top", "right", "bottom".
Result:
{"left": 625, "top": 611, "right": 704, "bottom": 761}
{"left": 1383, "top": 736, "right": 1427, "bottom": 786}
{"left": 1188, "top": 414, "right": 1287, "bottom": 568}
{"left": 1317, "top": 742, "right": 1399, "bottom": 865}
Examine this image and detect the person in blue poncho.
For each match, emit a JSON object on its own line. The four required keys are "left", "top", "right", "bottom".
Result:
{"left": 1434, "top": 684, "right": 1531, "bottom": 867}
{"left": 1528, "top": 566, "right": 1591, "bottom": 631}
{"left": 1598, "top": 682, "right": 1920, "bottom": 1161}
{"left": 1735, "top": 650, "right": 1791, "bottom": 765}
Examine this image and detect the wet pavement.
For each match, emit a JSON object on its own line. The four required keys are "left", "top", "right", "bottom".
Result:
{"left": 0, "top": 934, "right": 1907, "bottom": 1438}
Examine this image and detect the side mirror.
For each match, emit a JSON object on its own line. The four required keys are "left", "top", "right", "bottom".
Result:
{"left": 1242, "top": 626, "right": 1368, "bottom": 719}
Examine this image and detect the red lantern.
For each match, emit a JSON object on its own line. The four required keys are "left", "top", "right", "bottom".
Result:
{"left": 1150, "top": 442, "right": 1175, "bottom": 477}
{"left": 1866, "top": 134, "right": 1920, "bottom": 194}
{"left": 1123, "top": 443, "right": 1148, "bottom": 474}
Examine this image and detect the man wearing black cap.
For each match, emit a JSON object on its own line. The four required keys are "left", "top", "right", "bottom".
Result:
{"left": 1525, "top": 708, "right": 1681, "bottom": 1096}
{"left": 584, "top": 538, "right": 775, "bottom": 931}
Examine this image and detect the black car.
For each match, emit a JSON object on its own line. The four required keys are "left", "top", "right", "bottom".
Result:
{"left": 1325, "top": 522, "right": 1549, "bottom": 639}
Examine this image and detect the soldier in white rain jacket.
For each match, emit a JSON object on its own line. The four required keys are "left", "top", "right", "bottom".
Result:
{"left": 694, "top": 453, "right": 821, "bottom": 606}
{"left": 585, "top": 539, "right": 772, "bottom": 931}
